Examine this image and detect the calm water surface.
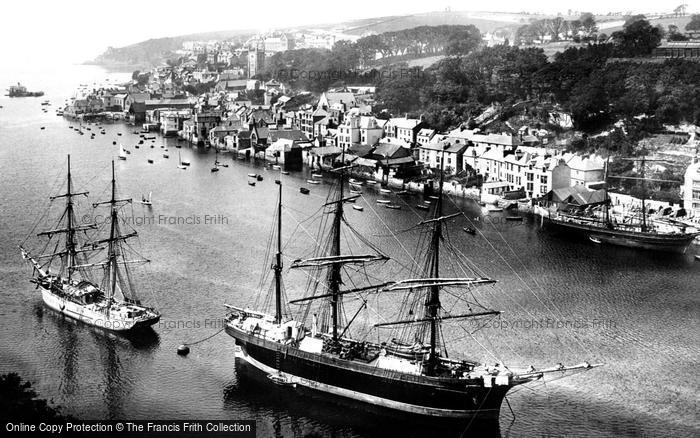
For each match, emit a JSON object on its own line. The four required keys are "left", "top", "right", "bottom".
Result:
{"left": 0, "top": 65, "right": 699, "bottom": 438}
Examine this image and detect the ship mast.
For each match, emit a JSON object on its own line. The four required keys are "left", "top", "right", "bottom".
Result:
{"left": 274, "top": 180, "right": 283, "bottom": 325}
{"left": 66, "top": 155, "right": 76, "bottom": 280}
{"left": 37, "top": 155, "right": 93, "bottom": 280}
{"left": 107, "top": 161, "right": 119, "bottom": 308}
{"left": 640, "top": 157, "right": 647, "bottom": 232}
{"left": 426, "top": 147, "right": 447, "bottom": 373}
{"left": 604, "top": 155, "right": 610, "bottom": 225}
{"left": 329, "top": 150, "right": 346, "bottom": 342}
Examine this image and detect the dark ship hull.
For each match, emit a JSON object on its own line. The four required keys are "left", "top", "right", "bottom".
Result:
{"left": 227, "top": 326, "right": 513, "bottom": 420}
{"left": 544, "top": 217, "right": 698, "bottom": 253}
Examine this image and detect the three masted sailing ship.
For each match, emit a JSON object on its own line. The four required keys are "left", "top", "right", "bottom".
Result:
{"left": 225, "top": 148, "right": 599, "bottom": 419}
{"left": 20, "top": 155, "right": 160, "bottom": 331}
{"left": 539, "top": 157, "right": 699, "bottom": 253}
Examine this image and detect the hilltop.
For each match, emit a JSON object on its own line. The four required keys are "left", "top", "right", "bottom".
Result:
{"left": 88, "top": 29, "right": 255, "bottom": 69}
{"left": 88, "top": 10, "right": 696, "bottom": 69}
{"left": 88, "top": 10, "right": 531, "bottom": 68}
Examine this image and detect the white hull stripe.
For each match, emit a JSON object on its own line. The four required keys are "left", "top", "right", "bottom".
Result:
{"left": 236, "top": 349, "right": 498, "bottom": 419}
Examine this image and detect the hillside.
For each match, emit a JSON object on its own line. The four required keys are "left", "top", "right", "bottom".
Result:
{"left": 597, "top": 15, "right": 692, "bottom": 34}
{"left": 340, "top": 11, "right": 529, "bottom": 36}
{"left": 89, "top": 10, "right": 696, "bottom": 69}
{"left": 89, "top": 29, "right": 255, "bottom": 69}
{"left": 89, "top": 10, "right": 527, "bottom": 68}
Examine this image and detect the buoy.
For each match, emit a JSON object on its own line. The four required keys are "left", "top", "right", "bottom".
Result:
{"left": 177, "top": 345, "right": 190, "bottom": 356}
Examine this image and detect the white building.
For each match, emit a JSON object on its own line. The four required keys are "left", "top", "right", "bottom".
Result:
{"left": 684, "top": 159, "right": 700, "bottom": 218}
{"left": 418, "top": 141, "right": 467, "bottom": 174}
{"left": 384, "top": 117, "right": 423, "bottom": 145}
{"left": 565, "top": 154, "right": 605, "bottom": 186}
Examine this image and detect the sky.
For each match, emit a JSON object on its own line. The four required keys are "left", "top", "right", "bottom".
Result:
{"left": 0, "top": 0, "right": 696, "bottom": 67}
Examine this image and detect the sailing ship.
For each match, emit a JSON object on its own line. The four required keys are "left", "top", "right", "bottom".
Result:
{"left": 538, "top": 157, "right": 699, "bottom": 253}
{"left": 19, "top": 156, "right": 160, "bottom": 332}
{"left": 225, "top": 149, "right": 599, "bottom": 420}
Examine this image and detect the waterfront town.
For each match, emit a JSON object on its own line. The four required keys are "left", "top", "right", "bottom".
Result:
{"left": 62, "top": 23, "right": 700, "bottom": 225}
{"left": 3, "top": 3, "right": 700, "bottom": 438}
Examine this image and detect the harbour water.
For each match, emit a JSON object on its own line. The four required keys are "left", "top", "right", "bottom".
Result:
{"left": 1, "top": 65, "right": 699, "bottom": 437}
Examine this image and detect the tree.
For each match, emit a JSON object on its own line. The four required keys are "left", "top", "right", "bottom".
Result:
{"left": 623, "top": 14, "right": 647, "bottom": 28}
{"left": 547, "top": 17, "right": 565, "bottom": 42}
{"left": 669, "top": 32, "right": 689, "bottom": 41}
{"left": 0, "top": 373, "right": 73, "bottom": 423}
{"left": 331, "top": 40, "right": 360, "bottom": 70}
{"left": 686, "top": 14, "right": 700, "bottom": 31}
{"left": 612, "top": 19, "right": 663, "bottom": 57}
{"left": 444, "top": 28, "right": 481, "bottom": 56}
{"left": 529, "top": 19, "right": 549, "bottom": 42}
{"left": 579, "top": 12, "right": 598, "bottom": 37}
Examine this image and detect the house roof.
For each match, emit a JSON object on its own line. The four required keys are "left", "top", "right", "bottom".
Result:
{"left": 311, "top": 146, "right": 342, "bottom": 156}
{"left": 387, "top": 117, "right": 422, "bottom": 130}
{"left": 372, "top": 142, "right": 410, "bottom": 159}
{"left": 566, "top": 155, "right": 604, "bottom": 171}
{"left": 550, "top": 186, "right": 606, "bottom": 206}
{"left": 481, "top": 147, "right": 506, "bottom": 161}
{"left": 419, "top": 141, "right": 466, "bottom": 154}
{"left": 348, "top": 143, "right": 375, "bottom": 158}
{"left": 471, "top": 133, "right": 515, "bottom": 146}
{"left": 254, "top": 126, "right": 269, "bottom": 139}
{"left": 384, "top": 156, "right": 415, "bottom": 166}
{"left": 268, "top": 129, "right": 308, "bottom": 143}
{"left": 322, "top": 92, "right": 356, "bottom": 107}
{"left": 267, "top": 138, "right": 295, "bottom": 152}
{"left": 144, "top": 99, "right": 194, "bottom": 108}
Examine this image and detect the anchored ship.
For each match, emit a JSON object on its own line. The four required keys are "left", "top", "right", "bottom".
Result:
{"left": 539, "top": 157, "right": 699, "bottom": 253}
{"left": 7, "top": 82, "right": 44, "bottom": 97}
{"left": 20, "top": 156, "right": 160, "bottom": 332}
{"left": 225, "top": 147, "right": 600, "bottom": 420}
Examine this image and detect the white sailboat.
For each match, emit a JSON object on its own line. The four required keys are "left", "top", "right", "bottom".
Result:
{"left": 19, "top": 156, "right": 160, "bottom": 332}
{"left": 118, "top": 144, "right": 127, "bottom": 160}
{"left": 139, "top": 192, "right": 152, "bottom": 206}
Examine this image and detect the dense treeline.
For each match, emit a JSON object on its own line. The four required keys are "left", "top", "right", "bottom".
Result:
{"left": 516, "top": 12, "right": 600, "bottom": 44}
{"left": 373, "top": 18, "right": 700, "bottom": 137}
{"left": 353, "top": 25, "right": 482, "bottom": 63}
{"left": 260, "top": 18, "right": 698, "bottom": 140}
{"left": 260, "top": 25, "right": 481, "bottom": 92}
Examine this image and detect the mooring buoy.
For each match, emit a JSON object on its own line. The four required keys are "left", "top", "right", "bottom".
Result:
{"left": 177, "top": 345, "right": 190, "bottom": 356}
